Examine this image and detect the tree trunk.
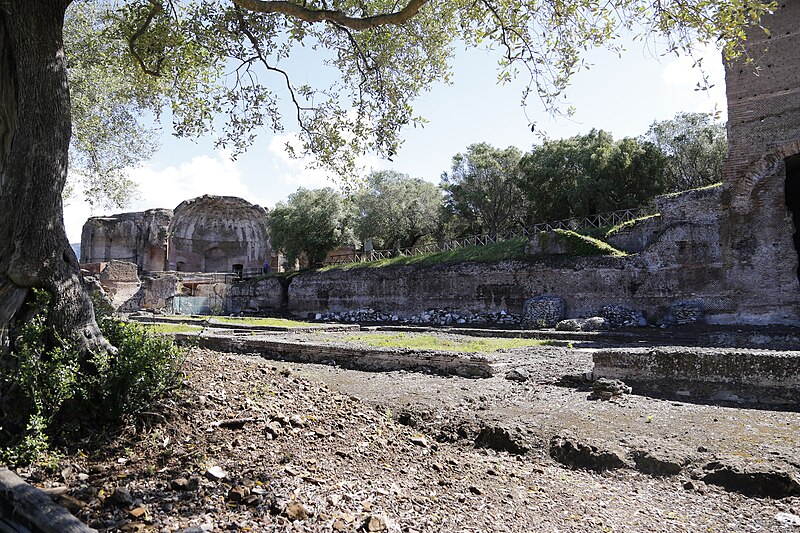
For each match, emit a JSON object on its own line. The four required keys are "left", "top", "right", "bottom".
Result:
{"left": 0, "top": 1, "right": 110, "bottom": 357}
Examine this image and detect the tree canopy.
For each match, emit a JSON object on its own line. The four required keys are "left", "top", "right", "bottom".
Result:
{"left": 442, "top": 143, "right": 526, "bottom": 236}
{"left": 58, "top": 0, "right": 774, "bottom": 184}
{"left": 268, "top": 187, "right": 355, "bottom": 267}
{"left": 518, "top": 130, "right": 667, "bottom": 220}
{"left": 644, "top": 112, "right": 727, "bottom": 192}
{"left": 354, "top": 170, "right": 442, "bottom": 249}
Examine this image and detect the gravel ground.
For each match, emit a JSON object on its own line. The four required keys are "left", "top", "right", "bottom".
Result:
{"left": 23, "top": 337, "right": 800, "bottom": 532}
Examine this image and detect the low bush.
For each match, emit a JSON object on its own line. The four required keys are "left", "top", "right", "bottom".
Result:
{"left": 0, "top": 290, "right": 184, "bottom": 465}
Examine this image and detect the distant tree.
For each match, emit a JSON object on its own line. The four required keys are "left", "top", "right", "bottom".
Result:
{"left": 441, "top": 143, "right": 525, "bottom": 236}
{"left": 268, "top": 188, "right": 355, "bottom": 268}
{"left": 519, "top": 130, "right": 667, "bottom": 221}
{"left": 644, "top": 112, "right": 727, "bottom": 191}
{"left": 354, "top": 171, "right": 443, "bottom": 249}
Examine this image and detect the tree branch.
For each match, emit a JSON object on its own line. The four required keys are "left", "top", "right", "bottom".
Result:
{"left": 231, "top": 0, "right": 429, "bottom": 30}
{"left": 235, "top": 11, "right": 313, "bottom": 133}
{"left": 129, "top": 0, "right": 165, "bottom": 77}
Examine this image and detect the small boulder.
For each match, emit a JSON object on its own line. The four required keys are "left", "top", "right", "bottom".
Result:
{"left": 205, "top": 465, "right": 228, "bottom": 481}
{"left": 505, "top": 368, "right": 530, "bottom": 382}
{"left": 591, "top": 378, "right": 632, "bottom": 400}
{"left": 284, "top": 500, "right": 309, "bottom": 521}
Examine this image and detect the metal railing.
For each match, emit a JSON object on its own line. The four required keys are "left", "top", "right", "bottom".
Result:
{"left": 325, "top": 206, "right": 658, "bottom": 265}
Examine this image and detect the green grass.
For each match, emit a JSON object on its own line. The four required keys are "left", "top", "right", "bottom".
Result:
{"left": 340, "top": 332, "right": 550, "bottom": 352}
{"left": 540, "top": 229, "right": 627, "bottom": 257}
{"left": 142, "top": 323, "right": 203, "bottom": 334}
{"left": 323, "top": 230, "right": 625, "bottom": 272}
{"left": 661, "top": 181, "right": 722, "bottom": 198}
{"left": 213, "top": 316, "right": 313, "bottom": 328}
{"left": 605, "top": 214, "right": 661, "bottom": 238}
{"left": 322, "top": 238, "right": 530, "bottom": 271}
{"left": 573, "top": 226, "right": 613, "bottom": 239}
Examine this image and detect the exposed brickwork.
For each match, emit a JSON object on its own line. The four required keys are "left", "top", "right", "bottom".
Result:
{"left": 80, "top": 208, "right": 172, "bottom": 272}
{"left": 169, "top": 195, "right": 271, "bottom": 273}
{"left": 80, "top": 195, "right": 271, "bottom": 274}
{"left": 719, "top": 2, "right": 800, "bottom": 323}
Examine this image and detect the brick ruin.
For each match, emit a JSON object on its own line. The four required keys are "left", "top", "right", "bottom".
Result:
{"left": 81, "top": 195, "right": 272, "bottom": 275}
{"left": 80, "top": 208, "right": 172, "bottom": 273}
{"left": 718, "top": 1, "right": 800, "bottom": 324}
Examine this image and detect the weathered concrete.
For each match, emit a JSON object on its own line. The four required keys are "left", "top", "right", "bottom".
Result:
{"left": 592, "top": 347, "right": 800, "bottom": 406}
{"left": 97, "top": 260, "right": 141, "bottom": 310}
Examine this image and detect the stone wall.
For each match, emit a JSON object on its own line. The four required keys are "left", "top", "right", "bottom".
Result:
{"left": 227, "top": 182, "right": 784, "bottom": 326}
{"left": 80, "top": 209, "right": 171, "bottom": 272}
{"left": 593, "top": 347, "right": 800, "bottom": 406}
{"left": 268, "top": 186, "right": 728, "bottom": 324}
{"left": 227, "top": 277, "right": 285, "bottom": 314}
{"left": 168, "top": 195, "right": 270, "bottom": 273}
{"left": 718, "top": 2, "right": 800, "bottom": 324}
{"left": 223, "top": 187, "right": 733, "bottom": 321}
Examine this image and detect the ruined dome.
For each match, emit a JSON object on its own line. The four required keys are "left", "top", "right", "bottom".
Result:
{"left": 168, "top": 195, "right": 270, "bottom": 273}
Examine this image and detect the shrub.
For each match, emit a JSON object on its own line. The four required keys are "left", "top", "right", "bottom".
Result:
{"left": 0, "top": 290, "right": 184, "bottom": 465}
{"left": 81, "top": 317, "right": 185, "bottom": 421}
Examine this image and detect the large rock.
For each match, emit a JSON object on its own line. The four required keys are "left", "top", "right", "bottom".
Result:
{"left": 601, "top": 304, "right": 647, "bottom": 328}
{"left": 521, "top": 296, "right": 565, "bottom": 328}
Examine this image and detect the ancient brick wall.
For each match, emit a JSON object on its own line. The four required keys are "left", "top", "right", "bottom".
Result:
{"left": 80, "top": 209, "right": 171, "bottom": 272}
{"left": 719, "top": 2, "right": 800, "bottom": 324}
{"left": 168, "top": 195, "right": 270, "bottom": 273}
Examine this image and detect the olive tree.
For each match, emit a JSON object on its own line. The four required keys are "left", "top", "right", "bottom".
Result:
{"left": 354, "top": 170, "right": 442, "bottom": 249}
{"left": 0, "top": 0, "right": 775, "bottom": 359}
{"left": 268, "top": 187, "right": 355, "bottom": 268}
{"left": 518, "top": 130, "right": 667, "bottom": 220}
{"left": 644, "top": 111, "right": 727, "bottom": 192}
{"left": 441, "top": 143, "right": 525, "bottom": 236}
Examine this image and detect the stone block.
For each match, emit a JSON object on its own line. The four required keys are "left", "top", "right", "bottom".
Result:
{"left": 556, "top": 317, "right": 609, "bottom": 332}
{"left": 521, "top": 296, "right": 565, "bottom": 328}
{"left": 98, "top": 260, "right": 139, "bottom": 282}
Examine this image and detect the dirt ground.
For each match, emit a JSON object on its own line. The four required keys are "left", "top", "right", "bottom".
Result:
{"left": 26, "top": 330, "right": 800, "bottom": 532}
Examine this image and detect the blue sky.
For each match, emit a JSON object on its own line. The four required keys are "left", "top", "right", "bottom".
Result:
{"left": 63, "top": 39, "right": 726, "bottom": 243}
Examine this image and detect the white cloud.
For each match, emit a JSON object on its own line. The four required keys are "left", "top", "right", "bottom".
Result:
{"left": 267, "top": 132, "right": 388, "bottom": 194}
{"left": 63, "top": 151, "right": 267, "bottom": 243}
{"left": 127, "top": 151, "right": 250, "bottom": 211}
{"left": 63, "top": 197, "right": 94, "bottom": 245}
{"left": 267, "top": 134, "right": 336, "bottom": 190}
{"left": 661, "top": 44, "right": 727, "bottom": 117}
